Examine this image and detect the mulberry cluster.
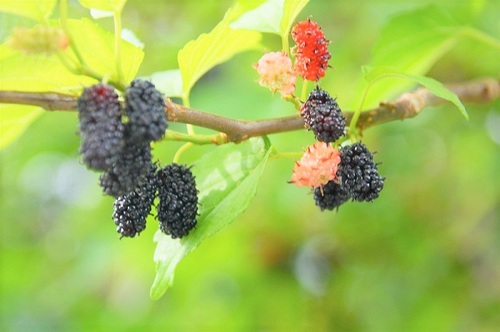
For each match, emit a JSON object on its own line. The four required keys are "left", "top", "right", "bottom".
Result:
{"left": 77, "top": 84, "right": 124, "bottom": 171}
{"left": 287, "top": 20, "right": 383, "bottom": 211}
{"left": 301, "top": 87, "right": 346, "bottom": 143}
{"left": 312, "top": 142, "right": 384, "bottom": 210}
{"left": 76, "top": 81, "right": 200, "bottom": 239}
{"left": 292, "top": 19, "right": 331, "bottom": 81}
{"left": 157, "top": 164, "right": 198, "bottom": 239}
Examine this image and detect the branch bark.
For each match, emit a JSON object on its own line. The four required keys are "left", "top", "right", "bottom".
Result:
{"left": 0, "top": 78, "right": 498, "bottom": 143}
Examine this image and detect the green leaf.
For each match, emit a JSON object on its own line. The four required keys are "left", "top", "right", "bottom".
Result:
{"left": 178, "top": 7, "right": 262, "bottom": 98}
{"left": 0, "top": 17, "right": 143, "bottom": 149}
{"left": 280, "top": 0, "right": 310, "bottom": 36}
{"left": 363, "top": 66, "right": 468, "bottom": 120}
{"left": 0, "top": 0, "right": 56, "bottom": 21}
{"left": 358, "top": 5, "right": 461, "bottom": 108}
{"left": 230, "top": 0, "right": 284, "bottom": 34}
{"left": 0, "top": 44, "right": 92, "bottom": 93}
{"left": 0, "top": 105, "right": 43, "bottom": 150}
{"left": 1, "top": 19, "right": 143, "bottom": 89}
{"left": 150, "top": 137, "right": 272, "bottom": 300}
{"left": 67, "top": 18, "right": 144, "bottom": 84}
{"left": 78, "top": 0, "right": 126, "bottom": 12}
{"left": 148, "top": 69, "right": 183, "bottom": 98}
{"left": 0, "top": 40, "right": 90, "bottom": 149}
{"left": 229, "top": 0, "right": 267, "bottom": 19}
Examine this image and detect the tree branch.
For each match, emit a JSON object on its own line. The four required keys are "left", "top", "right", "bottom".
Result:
{"left": 0, "top": 78, "right": 498, "bottom": 143}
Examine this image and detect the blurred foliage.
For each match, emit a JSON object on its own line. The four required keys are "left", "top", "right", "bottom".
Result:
{"left": 1, "top": 0, "right": 500, "bottom": 330}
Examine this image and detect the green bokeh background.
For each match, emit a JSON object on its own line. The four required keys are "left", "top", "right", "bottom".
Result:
{"left": 1, "top": 0, "right": 500, "bottom": 330}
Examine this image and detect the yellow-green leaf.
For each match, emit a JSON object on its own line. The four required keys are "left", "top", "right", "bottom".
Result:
{"left": 0, "top": 44, "right": 95, "bottom": 93}
{"left": 0, "top": 39, "right": 91, "bottom": 150}
{"left": 149, "top": 69, "right": 183, "bottom": 98}
{"left": 67, "top": 18, "right": 144, "bottom": 85}
{"left": 280, "top": 0, "right": 310, "bottom": 36}
{"left": 0, "top": 105, "right": 43, "bottom": 150}
{"left": 0, "top": 17, "right": 144, "bottom": 149}
{"left": 0, "top": 0, "right": 56, "bottom": 21}
{"left": 362, "top": 66, "right": 468, "bottom": 120}
{"left": 78, "top": 0, "right": 126, "bottom": 12}
{"left": 355, "top": 6, "right": 460, "bottom": 108}
{"left": 150, "top": 137, "right": 271, "bottom": 299}
{"left": 230, "top": 0, "right": 284, "bottom": 34}
{"left": 178, "top": 8, "right": 262, "bottom": 98}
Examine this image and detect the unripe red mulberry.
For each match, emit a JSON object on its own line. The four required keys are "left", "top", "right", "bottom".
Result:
{"left": 291, "top": 19, "right": 331, "bottom": 81}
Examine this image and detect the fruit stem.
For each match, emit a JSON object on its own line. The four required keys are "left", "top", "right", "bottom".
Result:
{"left": 55, "top": 50, "right": 79, "bottom": 74}
{"left": 113, "top": 9, "right": 125, "bottom": 86}
{"left": 181, "top": 94, "right": 196, "bottom": 135}
{"left": 270, "top": 152, "right": 303, "bottom": 160}
{"left": 348, "top": 82, "right": 371, "bottom": 136}
{"left": 300, "top": 79, "right": 309, "bottom": 101}
{"left": 173, "top": 142, "right": 194, "bottom": 163}
{"left": 59, "top": 0, "right": 86, "bottom": 70}
{"left": 163, "top": 130, "right": 227, "bottom": 145}
{"left": 281, "top": 32, "right": 290, "bottom": 55}
{"left": 460, "top": 26, "right": 500, "bottom": 51}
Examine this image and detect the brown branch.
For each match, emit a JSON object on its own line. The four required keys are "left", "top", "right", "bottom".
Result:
{"left": 355, "top": 77, "right": 500, "bottom": 131}
{"left": 0, "top": 78, "right": 498, "bottom": 143}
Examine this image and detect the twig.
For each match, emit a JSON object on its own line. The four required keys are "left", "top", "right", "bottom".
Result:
{"left": 0, "top": 78, "right": 498, "bottom": 143}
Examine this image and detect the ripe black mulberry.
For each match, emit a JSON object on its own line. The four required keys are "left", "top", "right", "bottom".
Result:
{"left": 301, "top": 87, "right": 345, "bottom": 143}
{"left": 99, "top": 139, "right": 152, "bottom": 197}
{"left": 157, "top": 164, "right": 198, "bottom": 239}
{"left": 314, "top": 180, "right": 350, "bottom": 211}
{"left": 125, "top": 79, "right": 167, "bottom": 143}
{"left": 112, "top": 164, "right": 158, "bottom": 238}
{"left": 77, "top": 84, "right": 124, "bottom": 171}
{"left": 338, "top": 142, "right": 384, "bottom": 202}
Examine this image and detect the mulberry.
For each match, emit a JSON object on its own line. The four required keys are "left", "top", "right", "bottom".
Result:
{"left": 290, "top": 142, "right": 340, "bottom": 188}
{"left": 313, "top": 180, "right": 350, "bottom": 211}
{"left": 301, "top": 87, "right": 345, "bottom": 143}
{"left": 77, "top": 84, "right": 124, "bottom": 171}
{"left": 99, "top": 139, "right": 152, "bottom": 197}
{"left": 291, "top": 19, "right": 331, "bottom": 81}
{"left": 254, "top": 52, "right": 297, "bottom": 97}
{"left": 112, "top": 164, "right": 158, "bottom": 238}
{"left": 157, "top": 164, "right": 198, "bottom": 239}
{"left": 125, "top": 79, "right": 167, "bottom": 143}
{"left": 7, "top": 26, "right": 69, "bottom": 55}
{"left": 338, "top": 142, "right": 384, "bottom": 202}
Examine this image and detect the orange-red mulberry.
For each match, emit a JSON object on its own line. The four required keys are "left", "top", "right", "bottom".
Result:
{"left": 291, "top": 19, "right": 331, "bottom": 81}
